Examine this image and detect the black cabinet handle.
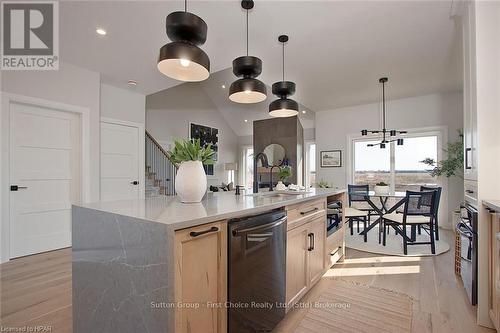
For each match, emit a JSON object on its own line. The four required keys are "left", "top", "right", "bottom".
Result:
{"left": 465, "top": 189, "right": 474, "bottom": 194}
{"left": 10, "top": 185, "right": 28, "bottom": 191}
{"left": 130, "top": 181, "right": 139, "bottom": 185}
{"left": 307, "top": 233, "right": 314, "bottom": 251}
{"left": 465, "top": 148, "right": 472, "bottom": 169}
{"left": 300, "top": 207, "right": 319, "bottom": 216}
{"left": 190, "top": 226, "right": 219, "bottom": 237}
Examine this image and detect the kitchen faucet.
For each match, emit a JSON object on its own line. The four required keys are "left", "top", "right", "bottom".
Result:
{"left": 253, "top": 152, "right": 269, "bottom": 193}
{"left": 268, "top": 165, "right": 281, "bottom": 191}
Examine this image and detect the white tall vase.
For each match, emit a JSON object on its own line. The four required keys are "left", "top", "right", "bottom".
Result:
{"left": 175, "top": 161, "right": 207, "bottom": 203}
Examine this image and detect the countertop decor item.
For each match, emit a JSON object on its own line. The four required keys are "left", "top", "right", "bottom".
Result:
{"left": 361, "top": 77, "right": 407, "bottom": 148}
{"left": 166, "top": 138, "right": 214, "bottom": 203}
{"left": 229, "top": 0, "right": 267, "bottom": 104}
{"left": 374, "top": 182, "right": 390, "bottom": 195}
{"left": 157, "top": 0, "right": 210, "bottom": 82}
{"left": 276, "top": 166, "right": 291, "bottom": 190}
{"left": 269, "top": 35, "right": 299, "bottom": 117}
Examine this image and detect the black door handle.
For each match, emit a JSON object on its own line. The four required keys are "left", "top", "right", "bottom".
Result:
{"left": 465, "top": 148, "right": 472, "bottom": 169}
{"left": 10, "top": 185, "right": 28, "bottom": 191}
{"left": 307, "top": 233, "right": 314, "bottom": 251}
{"left": 190, "top": 226, "right": 219, "bottom": 237}
{"left": 130, "top": 181, "right": 139, "bottom": 185}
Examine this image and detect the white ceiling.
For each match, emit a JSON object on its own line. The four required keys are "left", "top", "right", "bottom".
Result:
{"left": 60, "top": 0, "right": 461, "bottom": 124}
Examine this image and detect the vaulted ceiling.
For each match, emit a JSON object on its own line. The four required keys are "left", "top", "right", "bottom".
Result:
{"left": 60, "top": 0, "right": 461, "bottom": 134}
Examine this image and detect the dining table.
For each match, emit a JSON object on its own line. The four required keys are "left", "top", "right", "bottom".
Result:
{"left": 358, "top": 191, "right": 407, "bottom": 243}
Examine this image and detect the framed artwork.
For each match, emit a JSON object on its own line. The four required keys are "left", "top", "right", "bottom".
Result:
{"left": 189, "top": 123, "right": 219, "bottom": 176}
{"left": 320, "top": 150, "right": 342, "bottom": 167}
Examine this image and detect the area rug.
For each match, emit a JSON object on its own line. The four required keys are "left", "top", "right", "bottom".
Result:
{"left": 293, "top": 279, "right": 412, "bottom": 333}
{"left": 345, "top": 224, "right": 450, "bottom": 256}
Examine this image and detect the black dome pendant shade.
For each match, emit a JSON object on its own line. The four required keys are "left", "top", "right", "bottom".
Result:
{"left": 269, "top": 35, "right": 299, "bottom": 117}
{"left": 157, "top": 1, "right": 210, "bottom": 82}
{"left": 229, "top": 0, "right": 267, "bottom": 104}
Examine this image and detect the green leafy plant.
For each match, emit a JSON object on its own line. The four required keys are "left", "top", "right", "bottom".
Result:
{"left": 166, "top": 138, "right": 215, "bottom": 167}
{"left": 421, "top": 131, "right": 464, "bottom": 178}
{"left": 317, "top": 179, "right": 331, "bottom": 188}
{"left": 278, "top": 166, "right": 292, "bottom": 182}
{"left": 376, "top": 181, "right": 388, "bottom": 186}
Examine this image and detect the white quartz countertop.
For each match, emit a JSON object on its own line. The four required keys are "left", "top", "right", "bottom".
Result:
{"left": 75, "top": 188, "right": 345, "bottom": 230}
{"left": 483, "top": 200, "right": 500, "bottom": 212}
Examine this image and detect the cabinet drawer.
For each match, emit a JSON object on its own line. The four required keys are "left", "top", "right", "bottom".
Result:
{"left": 327, "top": 229, "right": 344, "bottom": 254}
{"left": 286, "top": 198, "right": 326, "bottom": 229}
{"left": 464, "top": 180, "right": 478, "bottom": 207}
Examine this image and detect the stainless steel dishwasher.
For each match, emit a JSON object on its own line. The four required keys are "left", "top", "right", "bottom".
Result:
{"left": 228, "top": 209, "right": 287, "bottom": 333}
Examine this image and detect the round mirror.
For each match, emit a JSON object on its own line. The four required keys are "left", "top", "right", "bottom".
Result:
{"left": 263, "top": 143, "right": 286, "bottom": 166}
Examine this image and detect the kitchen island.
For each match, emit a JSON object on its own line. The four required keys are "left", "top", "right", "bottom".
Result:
{"left": 72, "top": 188, "right": 346, "bottom": 333}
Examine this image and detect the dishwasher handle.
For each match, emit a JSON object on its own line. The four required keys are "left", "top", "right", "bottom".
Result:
{"left": 232, "top": 216, "right": 286, "bottom": 236}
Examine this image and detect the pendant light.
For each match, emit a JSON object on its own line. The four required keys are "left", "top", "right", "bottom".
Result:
{"left": 229, "top": 0, "right": 267, "bottom": 104}
{"left": 157, "top": 0, "right": 210, "bottom": 82}
{"left": 361, "top": 77, "right": 407, "bottom": 148}
{"left": 269, "top": 35, "right": 299, "bottom": 117}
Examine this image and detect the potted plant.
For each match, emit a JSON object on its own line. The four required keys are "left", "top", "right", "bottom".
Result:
{"left": 166, "top": 138, "right": 215, "bottom": 203}
{"left": 374, "top": 181, "right": 390, "bottom": 195}
{"left": 276, "top": 166, "right": 292, "bottom": 190}
{"left": 317, "top": 179, "right": 331, "bottom": 188}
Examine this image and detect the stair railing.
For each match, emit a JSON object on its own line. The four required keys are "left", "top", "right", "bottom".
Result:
{"left": 145, "top": 130, "right": 177, "bottom": 196}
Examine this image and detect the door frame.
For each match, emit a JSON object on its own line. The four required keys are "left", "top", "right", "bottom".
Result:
{"left": 1, "top": 93, "right": 90, "bottom": 263}
{"left": 100, "top": 117, "right": 145, "bottom": 200}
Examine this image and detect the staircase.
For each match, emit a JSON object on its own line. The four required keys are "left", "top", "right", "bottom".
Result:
{"left": 145, "top": 130, "right": 176, "bottom": 197}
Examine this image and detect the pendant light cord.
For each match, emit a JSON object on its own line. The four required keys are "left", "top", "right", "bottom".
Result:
{"left": 282, "top": 41, "right": 285, "bottom": 81}
{"left": 382, "top": 80, "right": 386, "bottom": 140}
{"left": 184, "top": 0, "right": 187, "bottom": 12}
{"left": 246, "top": 9, "right": 249, "bottom": 56}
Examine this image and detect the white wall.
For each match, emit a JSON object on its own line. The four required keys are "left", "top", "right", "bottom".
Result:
{"left": 146, "top": 84, "right": 239, "bottom": 186}
{"left": 0, "top": 61, "right": 101, "bottom": 262}
{"left": 316, "top": 91, "right": 463, "bottom": 227}
{"left": 100, "top": 83, "right": 145, "bottom": 124}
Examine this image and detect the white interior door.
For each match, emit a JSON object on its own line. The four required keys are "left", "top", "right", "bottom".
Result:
{"left": 100, "top": 121, "right": 140, "bottom": 201}
{"left": 9, "top": 102, "right": 81, "bottom": 259}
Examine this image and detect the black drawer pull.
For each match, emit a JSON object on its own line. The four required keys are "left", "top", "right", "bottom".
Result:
{"left": 300, "top": 207, "right": 319, "bottom": 216}
{"left": 190, "top": 226, "right": 219, "bottom": 237}
{"left": 465, "top": 190, "right": 474, "bottom": 194}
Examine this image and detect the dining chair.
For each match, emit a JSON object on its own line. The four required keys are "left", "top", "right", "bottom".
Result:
{"left": 418, "top": 186, "right": 442, "bottom": 240}
{"left": 348, "top": 184, "right": 376, "bottom": 222}
{"left": 382, "top": 190, "right": 437, "bottom": 255}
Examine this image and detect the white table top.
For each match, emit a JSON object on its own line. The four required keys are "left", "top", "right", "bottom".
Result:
{"left": 367, "top": 191, "right": 406, "bottom": 198}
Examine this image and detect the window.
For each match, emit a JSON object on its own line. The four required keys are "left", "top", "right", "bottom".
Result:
{"left": 354, "top": 140, "right": 390, "bottom": 189}
{"left": 395, "top": 136, "right": 438, "bottom": 191}
{"left": 241, "top": 147, "right": 254, "bottom": 190}
{"left": 352, "top": 131, "right": 440, "bottom": 192}
{"left": 305, "top": 142, "right": 316, "bottom": 188}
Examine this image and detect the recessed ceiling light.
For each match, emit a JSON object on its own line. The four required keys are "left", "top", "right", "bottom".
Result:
{"left": 244, "top": 119, "right": 248, "bottom": 123}
{"left": 96, "top": 28, "right": 107, "bottom": 36}
{"left": 127, "top": 80, "right": 138, "bottom": 86}
{"left": 302, "top": 110, "right": 306, "bottom": 114}
{"left": 221, "top": 84, "right": 226, "bottom": 89}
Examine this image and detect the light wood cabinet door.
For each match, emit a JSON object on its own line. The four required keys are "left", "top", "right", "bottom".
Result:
{"left": 308, "top": 217, "right": 326, "bottom": 286}
{"left": 490, "top": 213, "right": 500, "bottom": 330}
{"left": 174, "top": 221, "right": 227, "bottom": 333}
{"left": 286, "top": 222, "right": 309, "bottom": 307}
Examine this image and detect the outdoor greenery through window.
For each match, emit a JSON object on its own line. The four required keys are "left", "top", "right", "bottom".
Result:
{"left": 353, "top": 134, "right": 439, "bottom": 192}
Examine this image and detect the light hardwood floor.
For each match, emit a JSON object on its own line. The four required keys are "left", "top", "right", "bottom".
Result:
{"left": 0, "top": 230, "right": 493, "bottom": 333}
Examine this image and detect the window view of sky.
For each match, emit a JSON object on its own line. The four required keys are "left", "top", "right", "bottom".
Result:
{"left": 396, "top": 136, "right": 437, "bottom": 171}
{"left": 355, "top": 140, "right": 390, "bottom": 171}
{"left": 355, "top": 136, "right": 437, "bottom": 171}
